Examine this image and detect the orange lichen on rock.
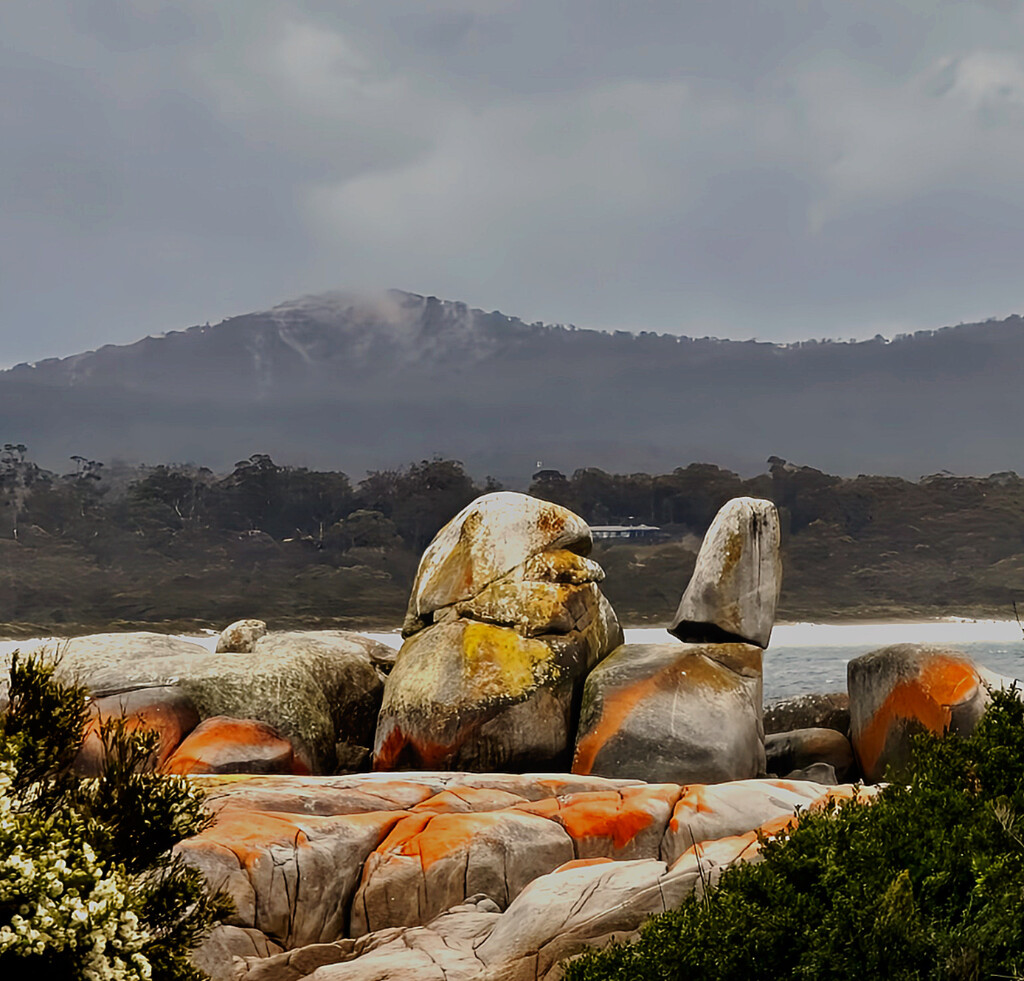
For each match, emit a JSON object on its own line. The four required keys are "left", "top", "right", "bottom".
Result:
{"left": 369, "top": 811, "right": 532, "bottom": 872}
{"left": 413, "top": 787, "right": 527, "bottom": 814}
{"left": 516, "top": 785, "right": 679, "bottom": 851}
{"left": 668, "top": 785, "right": 715, "bottom": 832}
{"left": 675, "top": 830, "right": 761, "bottom": 869}
{"left": 163, "top": 717, "right": 297, "bottom": 775}
{"left": 191, "top": 805, "right": 405, "bottom": 869}
{"left": 554, "top": 857, "right": 615, "bottom": 873}
{"left": 855, "top": 655, "right": 979, "bottom": 778}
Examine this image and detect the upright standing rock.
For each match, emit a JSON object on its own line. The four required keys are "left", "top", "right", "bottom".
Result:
{"left": 669, "top": 497, "right": 781, "bottom": 649}
{"left": 374, "top": 493, "right": 623, "bottom": 772}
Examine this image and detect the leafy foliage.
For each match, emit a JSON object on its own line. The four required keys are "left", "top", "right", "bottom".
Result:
{"left": 565, "top": 688, "right": 1024, "bottom": 981}
{"left": 0, "top": 654, "right": 228, "bottom": 980}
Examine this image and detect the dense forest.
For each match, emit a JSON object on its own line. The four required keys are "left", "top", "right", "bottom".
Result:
{"left": 3, "top": 444, "right": 1024, "bottom": 636}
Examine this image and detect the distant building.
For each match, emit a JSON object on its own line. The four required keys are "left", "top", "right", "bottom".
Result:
{"left": 590, "top": 524, "right": 661, "bottom": 540}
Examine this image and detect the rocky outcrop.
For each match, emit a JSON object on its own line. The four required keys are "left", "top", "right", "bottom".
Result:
{"left": 217, "top": 619, "right": 269, "bottom": 653}
{"left": 764, "top": 727, "right": 855, "bottom": 781}
{"left": 55, "top": 629, "right": 392, "bottom": 773}
{"left": 573, "top": 642, "right": 765, "bottom": 784}
{"left": 764, "top": 691, "right": 850, "bottom": 735}
{"left": 184, "top": 771, "right": 865, "bottom": 981}
{"left": 374, "top": 494, "right": 622, "bottom": 772}
{"left": 848, "top": 644, "right": 990, "bottom": 782}
{"left": 669, "top": 497, "right": 781, "bottom": 648}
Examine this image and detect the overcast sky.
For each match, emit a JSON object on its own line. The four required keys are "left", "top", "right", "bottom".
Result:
{"left": 3, "top": 0, "right": 1024, "bottom": 366}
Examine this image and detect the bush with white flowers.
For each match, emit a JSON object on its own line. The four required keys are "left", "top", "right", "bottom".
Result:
{"left": 0, "top": 654, "right": 229, "bottom": 981}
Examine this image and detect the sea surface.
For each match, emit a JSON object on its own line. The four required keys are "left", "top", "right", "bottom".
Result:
{"left": 3, "top": 620, "right": 1023, "bottom": 702}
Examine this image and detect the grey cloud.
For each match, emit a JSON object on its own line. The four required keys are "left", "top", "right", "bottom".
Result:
{"left": 3, "top": 0, "right": 1024, "bottom": 366}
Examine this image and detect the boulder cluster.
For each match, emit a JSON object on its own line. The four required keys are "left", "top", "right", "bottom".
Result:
{"left": 24, "top": 490, "right": 1020, "bottom": 980}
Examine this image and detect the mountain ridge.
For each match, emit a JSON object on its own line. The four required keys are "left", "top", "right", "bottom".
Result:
{"left": 3, "top": 289, "right": 1023, "bottom": 481}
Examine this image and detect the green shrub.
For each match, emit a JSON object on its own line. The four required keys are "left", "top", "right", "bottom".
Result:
{"left": 0, "top": 653, "right": 229, "bottom": 980}
{"left": 565, "top": 688, "right": 1024, "bottom": 981}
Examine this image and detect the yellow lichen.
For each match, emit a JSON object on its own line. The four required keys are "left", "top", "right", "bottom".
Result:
{"left": 460, "top": 621, "right": 555, "bottom": 699}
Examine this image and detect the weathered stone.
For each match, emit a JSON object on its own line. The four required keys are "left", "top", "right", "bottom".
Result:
{"left": 76, "top": 686, "right": 199, "bottom": 775}
{"left": 785, "top": 762, "right": 838, "bottom": 785}
{"left": 402, "top": 492, "right": 592, "bottom": 636}
{"left": 164, "top": 717, "right": 300, "bottom": 775}
{"left": 350, "top": 809, "right": 574, "bottom": 934}
{"left": 669, "top": 497, "right": 781, "bottom": 648}
{"left": 55, "top": 630, "right": 387, "bottom": 772}
{"left": 848, "top": 644, "right": 990, "bottom": 782}
{"left": 765, "top": 727, "right": 855, "bottom": 781}
{"left": 660, "top": 778, "right": 828, "bottom": 865}
{"left": 217, "top": 619, "right": 269, "bottom": 653}
{"left": 764, "top": 691, "right": 850, "bottom": 735}
{"left": 573, "top": 642, "right": 764, "bottom": 785}
{"left": 192, "top": 925, "right": 283, "bottom": 981}
{"left": 178, "top": 803, "right": 405, "bottom": 949}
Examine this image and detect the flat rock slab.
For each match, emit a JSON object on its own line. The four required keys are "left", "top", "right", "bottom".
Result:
{"left": 183, "top": 770, "right": 863, "bottom": 973}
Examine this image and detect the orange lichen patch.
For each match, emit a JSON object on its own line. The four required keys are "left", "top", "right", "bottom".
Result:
{"left": 855, "top": 656, "right": 979, "bottom": 777}
{"left": 675, "top": 831, "right": 760, "bottom": 870}
{"left": 413, "top": 787, "right": 526, "bottom": 814}
{"left": 516, "top": 785, "right": 677, "bottom": 851}
{"left": 162, "top": 717, "right": 294, "bottom": 775}
{"left": 554, "top": 857, "right": 615, "bottom": 873}
{"left": 373, "top": 725, "right": 459, "bottom": 771}
{"left": 79, "top": 695, "right": 197, "bottom": 772}
{"left": 191, "top": 806, "right": 404, "bottom": 869}
{"left": 756, "top": 813, "right": 799, "bottom": 838}
{"left": 573, "top": 653, "right": 739, "bottom": 775}
{"left": 371, "top": 811, "right": 517, "bottom": 871}
{"left": 668, "top": 785, "right": 714, "bottom": 832}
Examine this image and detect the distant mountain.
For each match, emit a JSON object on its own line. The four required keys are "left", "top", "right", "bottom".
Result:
{"left": 3, "top": 289, "right": 1023, "bottom": 480}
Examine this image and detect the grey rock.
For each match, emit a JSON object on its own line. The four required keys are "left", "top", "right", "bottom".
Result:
{"left": 669, "top": 497, "right": 781, "bottom": 649}
{"left": 765, "top": 727, "right": 855, "bottom": 781}
{"left": 573, "top": 642, "right": 765, "bottom": 785}
{"left": 764, "top": 691, "right": 850, "bottom": 735}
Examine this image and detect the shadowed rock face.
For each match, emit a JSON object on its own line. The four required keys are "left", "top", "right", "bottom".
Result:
{"left": 848, "top": 644, "right": 989, "bottom": 782}
{"left": 764, "top": 727, "right": 855, "bottom": 781}
{"left": 572, "top": 642, "right": 765, "bottom": 784}
{"left": 669, "top": 497, "right": 781, "bottom": 649}
{"left": 375, "top": 494, "right": 622, "bottom": 772}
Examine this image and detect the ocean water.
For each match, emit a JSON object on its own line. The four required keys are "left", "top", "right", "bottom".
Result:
{"left": 3, "top": 620, "right": 1023, "bottom": 703}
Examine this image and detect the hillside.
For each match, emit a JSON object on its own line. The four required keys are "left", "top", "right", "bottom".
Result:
{"left": 3, "top": 290, "right": 1024, "bottom": 480}
{"left": 3, "top": 453, "right": 1024, "bottom": 636}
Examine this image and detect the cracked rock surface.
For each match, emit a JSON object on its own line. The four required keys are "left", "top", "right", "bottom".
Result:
{"left": 183, "top": 771, "right": 866, "bottom": 980}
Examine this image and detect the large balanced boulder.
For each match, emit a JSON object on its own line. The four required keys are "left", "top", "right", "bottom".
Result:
{"left": 572, "top": 642, "right": 765, "bottom": 784}
{"left": 669, "top": 497, "right": 781, "bottom": 648}
{"left": 374, "top": 493, "right": 623, "bottom": 771}
{"left": 848, "top": 644, "right": 990, "bottom": 782}
{"left": 217, "top": 619, "right": 268, "bottom": 653}
{"left": 54, "top": 630, "right": 391, "bottom": 773}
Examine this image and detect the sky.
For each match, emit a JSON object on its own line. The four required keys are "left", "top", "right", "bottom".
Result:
{"left": 4, "top": 0, "right": 1024, "bottom": 366}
